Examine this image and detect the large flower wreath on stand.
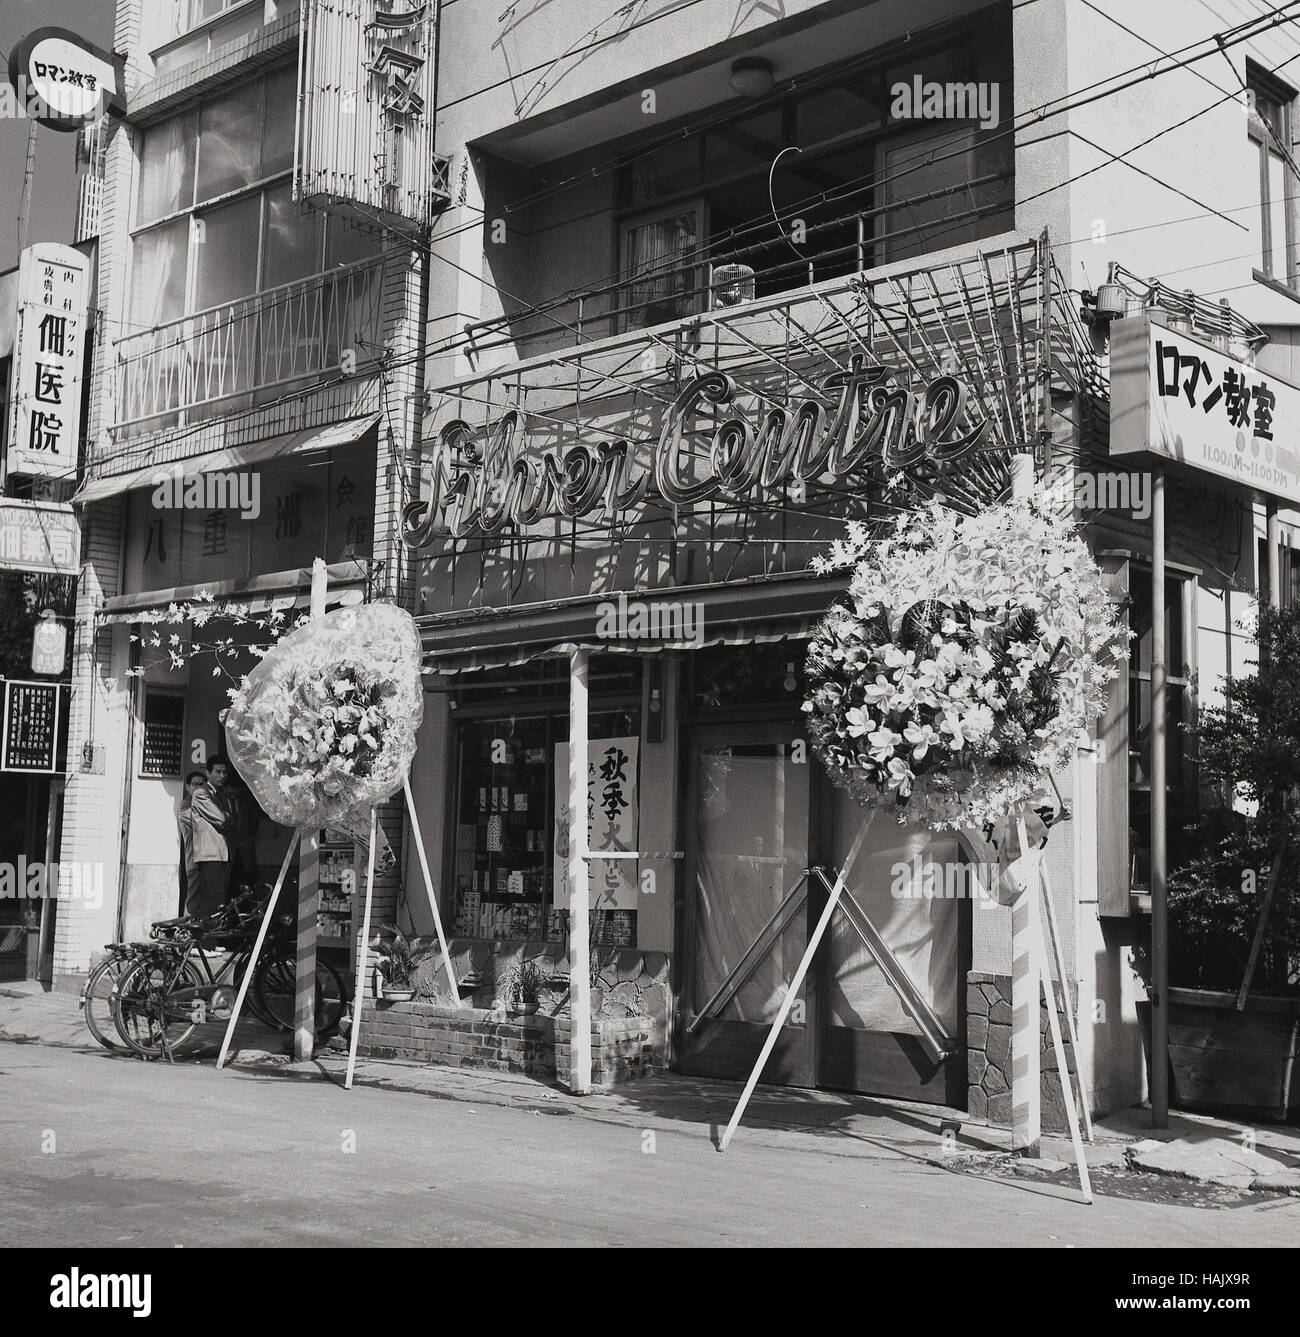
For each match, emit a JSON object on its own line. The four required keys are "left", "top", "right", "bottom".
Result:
{"left": 803, "top": 500, "right": 1127, "bottom": 833}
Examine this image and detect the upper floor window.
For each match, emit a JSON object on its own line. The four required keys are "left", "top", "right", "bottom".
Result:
{"left": 129, "top": 67, "right": 377, "bottom": 330}
{"left": 1248, "top": 67, "right": 1297, "bottom": 287}
{"left": 611, "top": 19, "right": 1012, "bottom": 330}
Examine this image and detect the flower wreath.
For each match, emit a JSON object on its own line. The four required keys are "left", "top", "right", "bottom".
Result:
{"left": 224, "top": 602, "right": 423, "bottom": 834}
{"left": 803, "top": 500, "right": 1128, "bottom": 830}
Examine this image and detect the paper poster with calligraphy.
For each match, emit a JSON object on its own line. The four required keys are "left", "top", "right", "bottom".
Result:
{"left": 1111, "top": 315, "right": 1300, "bottom": 506}
{"left": 553, "top": 736, "right": 639, "bottom": 911}
{"left": 7, "top": 243, "right": 89, "bottom": 482}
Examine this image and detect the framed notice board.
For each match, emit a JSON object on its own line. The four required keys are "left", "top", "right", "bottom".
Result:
{"left": 1, "top": 680, "right": 64, "bottom": 773}
{"left": 141, "top": 690, "right": 185, "bottom": 777}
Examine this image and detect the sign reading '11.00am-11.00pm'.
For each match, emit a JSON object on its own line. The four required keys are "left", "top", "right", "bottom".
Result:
{"left": 1110, "top": 312, "right": 1300, "bottom": 506}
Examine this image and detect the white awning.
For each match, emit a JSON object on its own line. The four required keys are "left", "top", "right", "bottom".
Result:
{"left": 73, "top": 414, "right": 381, "bottom": 505}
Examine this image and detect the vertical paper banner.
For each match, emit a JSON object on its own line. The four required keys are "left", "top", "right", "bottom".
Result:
{"left": 554, "top": 736, "right": 639, "bottom": 911}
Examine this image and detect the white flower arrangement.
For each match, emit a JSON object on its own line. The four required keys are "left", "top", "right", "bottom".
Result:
{"left": 223, "top": 602, "right": 423, "bottom": 833}
{"left": 804, "top": 500, "right": 1128, "bottom": 829}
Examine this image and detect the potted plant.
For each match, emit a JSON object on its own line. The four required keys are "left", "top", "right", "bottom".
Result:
{"left": 1160, "top": 602, "right": 1300, "bottom": 1121}
{"left": 373, "top": 923, "right": 439, "bottom": 1003}
{"left": 500, "top": 957, "right": 547, "bottom": 1017}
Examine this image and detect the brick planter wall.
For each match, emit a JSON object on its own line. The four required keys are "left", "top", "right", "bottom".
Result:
{"left": 966, "top": 971, "right": 1078, "bottom": 1132}
{"left": 358, "top": 999, "right": 662, "bottom": 1089}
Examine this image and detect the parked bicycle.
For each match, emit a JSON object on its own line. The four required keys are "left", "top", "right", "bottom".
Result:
{"left": 101, "top": 888, "right": 348, "bottom": 1060}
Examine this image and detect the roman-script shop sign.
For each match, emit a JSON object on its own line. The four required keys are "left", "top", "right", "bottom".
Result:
{"left": 6, "top": 243, "right": 90, "bottom": 482}
{"left": 1111, "top": 314, "right": 1300, "bottom": 505}
{"left": 403, "top": 355, "right": 990, "bottom": 543}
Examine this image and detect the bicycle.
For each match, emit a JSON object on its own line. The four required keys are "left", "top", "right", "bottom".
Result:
{"left": 112, "top": 890, "right": 348, "bottom": 1059}
{"left": 80, "top": 942, "right": 144, "bottom": 1051}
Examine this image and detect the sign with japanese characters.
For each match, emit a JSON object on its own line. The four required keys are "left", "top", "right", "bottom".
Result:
{"left": 553, "top": 736, "right": 640, "bottom": 911}
{"left": 1, "top": 680, "right": 63, "bottom": 773}
{"left": 1111, "top": 314, "right": 1300, "bottom": 505}
{"left": 0, "top": 500, "right": 81, "bottom": 575}
{"left": 6, "top": 243, "right": 89, "bottom": 482}
{"left": 7, "top": 28, "right": 126, "bottom": 131}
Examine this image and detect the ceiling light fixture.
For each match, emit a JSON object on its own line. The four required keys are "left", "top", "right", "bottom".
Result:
{"left": 729, "top": 56, "right": 775, "bottom": 97}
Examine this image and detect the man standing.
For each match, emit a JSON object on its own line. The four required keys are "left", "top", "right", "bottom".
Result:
{"left": 186, "top": 756, "right": 234, "bottom": 919}
{"left": 176, "top": 770, "right": 207, "bottom": 917}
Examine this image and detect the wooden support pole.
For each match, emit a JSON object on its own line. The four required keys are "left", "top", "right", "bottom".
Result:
{"left": 1266, "top": 499, "right": 1282, "bottom": 610}
{"left": 719, "top": 815, "right": 875, "bottom": 1152}
{"left": 403, "top": 775, "right": 460, "bottom": 1006}
{"left": 1036, "top": 868, "right": 1093, "bottom": 1205}
{"left": 567, "top": 647, "right": 592, "bottom": 1096}
{"left": 216, "top": 831, "right": 300, "bottom": 1070}
{"left": 293, "top": 557, "right": 329, "bottom": 1061}
{"left": 1009, "top": 817, "right": 1042, "bottom": 1155}
{"left": 1150, "top": 469, "right": 1169, "bottom": 1127}
{"left": 345, "top": 805, "right": 379, "bottom": 1090}
{"left": 1039, "top": 861, "right": 1094, "bottom": 1142}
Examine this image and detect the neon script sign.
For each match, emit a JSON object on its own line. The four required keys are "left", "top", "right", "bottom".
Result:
{"left": 402, "top": 355, "right": 990, "bottom": 543}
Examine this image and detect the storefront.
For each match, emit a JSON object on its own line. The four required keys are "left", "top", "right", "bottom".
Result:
{"left": 397, "top": 234, "right": 1091, "bottom": 1107}
{"left": 77, "top": 425, "right": 381, "bottom": 945}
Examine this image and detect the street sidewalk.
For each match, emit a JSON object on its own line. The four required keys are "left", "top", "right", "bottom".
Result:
{"left": 5, "top": 978, "right": 1300, "bottom": 1175}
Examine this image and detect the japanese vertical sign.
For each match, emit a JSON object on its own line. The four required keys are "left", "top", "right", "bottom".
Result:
{"left": 554, "top": 736, "right": 640, "bottom": 911}
{"left": 1110, "top": 314, "right": 1300, "bottom": 505}
{"left": 7, "top": 243, "right": 89, "bottom": 482}
{"left": 1, "top": 681, "right": 63, "bottom": 773}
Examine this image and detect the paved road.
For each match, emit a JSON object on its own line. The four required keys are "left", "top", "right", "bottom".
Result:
{"left": 3, "top": 1041, "right": 1298, "bottom": 1248}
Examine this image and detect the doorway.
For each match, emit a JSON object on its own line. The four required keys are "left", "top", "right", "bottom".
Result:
{"left": 680, "top": 720, "right": 969, "bottom": 1105}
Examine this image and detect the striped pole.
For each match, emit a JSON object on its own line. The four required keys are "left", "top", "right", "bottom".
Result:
{"left": 293, "top": 558, "right": 329, "bottom": 1061}
{"left": 1009, "top": 814, "right": 1041, "bottom": 1155}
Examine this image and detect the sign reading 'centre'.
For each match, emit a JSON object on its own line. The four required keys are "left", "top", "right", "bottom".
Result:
{"left": 403, "top": 354, "right": 991, "bottom": 543}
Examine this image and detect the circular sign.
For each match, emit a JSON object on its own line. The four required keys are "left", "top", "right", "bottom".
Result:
{"left": 8, "top": 28, "right": 125, "bottom": 132}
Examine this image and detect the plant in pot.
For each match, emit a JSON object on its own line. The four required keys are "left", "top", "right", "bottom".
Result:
{"left": 500, "top": 957, "right": 547, "bottom": 1017}
{"left": 372, "top": 923, "right": 439, "bottom": 1003}
{"left": 1160, "top": 602, "right": 1300, "bottom": 1120}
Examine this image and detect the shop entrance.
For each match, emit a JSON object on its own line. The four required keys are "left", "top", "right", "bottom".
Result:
{"left": 680, "top": 720, "right": 968, "bottom": 1105}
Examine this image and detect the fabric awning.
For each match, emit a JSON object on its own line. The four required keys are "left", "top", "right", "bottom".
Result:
{"left": 418, "top": 572, "right": 847, "bottom": 677}
{"left": 95, "top": 561, "right": 370, "bottom": 627}
{"left": 73, "top": 413, "right": 381, "bottom": 505}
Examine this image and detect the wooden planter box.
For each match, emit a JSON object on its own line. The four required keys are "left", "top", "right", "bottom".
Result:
{"left": 1165, "top": 988, "right": 1300, "bottom": 1123}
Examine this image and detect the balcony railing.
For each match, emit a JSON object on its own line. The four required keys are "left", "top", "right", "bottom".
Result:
{"left": 114, "top": 256, "right": 385, "bottom": 436}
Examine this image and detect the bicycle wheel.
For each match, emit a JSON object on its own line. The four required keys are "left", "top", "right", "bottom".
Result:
{"left": 80, "top": 953, "right": 129, "bottom": 1051}
{"left": 224, "top": 951, "right": 279, "bottom": 1030}
{"left": 113, "top": 956, "right": 204, "bottom": 1058}
{"left": 255, "top": 955, "right": 348, "bottom": 1038}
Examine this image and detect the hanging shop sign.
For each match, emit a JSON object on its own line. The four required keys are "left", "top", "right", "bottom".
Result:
{"left": 6, "top": 243, "right": 90, "bottom": 482}
{"left": 30, "top": 611, "right": 68, "bottom": 677}
{"left": 554, "top": 736, "right": 640, "bottom": 913}
{"left": 7, "top": 28, "right": 126, "bottom": 131}
{"left": 1110, "top": 314, "right": 1300, "bottom": 506}
{"left": 1, "top": 680, "right": 64, "bottom": 773}
{"left": 0, "top": 500, "right": 81, "bottom": 575}
{"left": 403, "top": 356, "right": 991, "bottom": 543}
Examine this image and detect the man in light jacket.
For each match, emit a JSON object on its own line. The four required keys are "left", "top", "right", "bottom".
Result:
{"left": 186, "top": 756, "right": 234, "bottom": 919}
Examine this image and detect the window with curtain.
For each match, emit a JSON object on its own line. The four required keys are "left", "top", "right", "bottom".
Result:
{"left": 619, "top": 204, "right": 703, "bottom": 330}
{"left": 128, "top": 66, "right": 382, "bottom": 332}
{"left": 1249, "top": 69, "right": 1297, "bottom": 286}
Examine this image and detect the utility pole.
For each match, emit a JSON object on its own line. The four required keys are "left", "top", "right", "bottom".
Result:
{"left": 17, "top": 119, "right": 38, "bottom": 254}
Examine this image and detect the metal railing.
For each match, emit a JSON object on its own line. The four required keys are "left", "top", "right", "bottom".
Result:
{"left": 113, "top": 256, "right": 385, "bottom": 436}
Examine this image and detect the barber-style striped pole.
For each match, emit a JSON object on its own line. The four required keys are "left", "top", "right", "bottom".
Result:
{"left": 1009, "top": 815, "right": 1041, "bottom": 1154}
{"left": 293, "top": 559, "right": 329, "bottom": 1061}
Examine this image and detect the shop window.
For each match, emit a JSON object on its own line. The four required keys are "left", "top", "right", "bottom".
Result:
{"left": 450, "top": 705, "right": 641, "bottom": 946}
{"left": 1248, "top": 66, "right": 1298, "bottom": 287}
{"left": 690, "top": 642, "right": 808, "bottom": 713}
{"left": 1259, "top": 533, "right": 1300, "bottom": 605}
{"left": 1126, "top": 568, "right": 1197, "bottom": 893}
